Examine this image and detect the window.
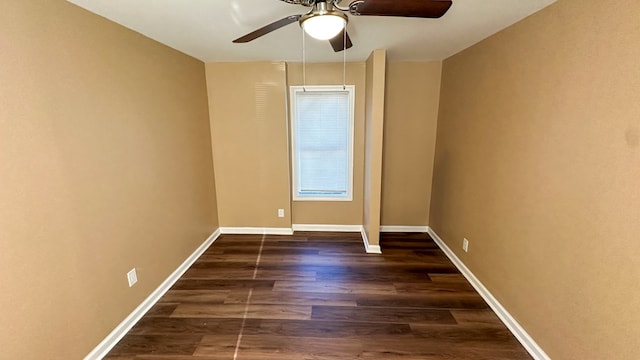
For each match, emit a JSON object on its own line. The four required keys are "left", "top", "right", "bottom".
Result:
{"left": 290, "top": 85, "right": 355, "bottom": 201}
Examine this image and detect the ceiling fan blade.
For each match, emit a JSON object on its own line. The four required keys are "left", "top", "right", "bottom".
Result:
{"left": 232, "top": 15, "right": 302, "bottom": 43}
{"left": 349, "top": 0, "right": 452, "bottom": 18}
{"left": 329, "top": 29, "right": 353, "bottom": 52}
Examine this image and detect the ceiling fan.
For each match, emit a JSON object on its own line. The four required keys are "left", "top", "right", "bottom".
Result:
{"left": 232, "top": 0, "right": 453, "bottom": 52}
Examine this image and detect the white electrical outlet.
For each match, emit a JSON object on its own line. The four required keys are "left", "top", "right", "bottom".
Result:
{"left": 462, "top": 238, "right": 469, "bottom": 253}
{"left": 127, "top": 268, "right": 138, "bottom": 287}
{"left": 278, "top": 209, "right": 285, "bottom": 218}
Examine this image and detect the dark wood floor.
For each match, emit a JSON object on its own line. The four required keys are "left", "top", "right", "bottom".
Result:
{"left": 104, "top": 232, "right": 532, "bottom": 359}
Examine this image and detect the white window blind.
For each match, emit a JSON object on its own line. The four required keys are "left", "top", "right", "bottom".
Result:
{"left": 290, "top": 86, "right": 354, "bottom": 201}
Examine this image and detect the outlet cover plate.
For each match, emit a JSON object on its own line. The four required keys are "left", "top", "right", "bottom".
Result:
{"left": 463, "top": 238, "right": 469, "bottom": 252}
{"left": 127, "top": 268, "right": 138, "bottom": 287}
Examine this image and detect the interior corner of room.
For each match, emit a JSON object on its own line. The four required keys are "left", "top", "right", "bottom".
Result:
{"left": 2, "top": 0, "right": 639, "bottom": 359}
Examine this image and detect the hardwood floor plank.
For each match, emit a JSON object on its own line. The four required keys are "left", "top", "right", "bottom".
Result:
{"left": 315, "top": 267, "right": 434, "bottom": 282}
{"left": 188, "top": 261, "right": 255, "bottom": 270}
{"left": 257, "top": 254, "right": 390, "bottom": 266}
{"left": 171, "top": 304, "right": 312, "bottom": 320}
{"left": 182, "top": 268, "right": 316, "bottom": 281}
{"left": 356, "top": 293, "right": 489, "bottom": 310}
{"left": 224, "top": 289, "right": 358, "bottom": 307}
{"left": 181, "top": 268, "right": 255, "bottom": 280}
{"left": 428, "top": 273, "right": 469, "bottom": 283}
{"left": 144, "top": 303, "right": 179, "bottom": 317}
{"left": 243, "top": 319, "right": 413, "bottom": 338}
{"left": 170, "top": 279, "right": 274, "bottom": 291}
{"left": 225, "top": 248, "right": 320, "bottom": 255}
{"left": 128, "top": 317, "right": 246, "bottom": 335}
{"left": 107, "top": 335, "right": 202, "bottom": 356}
{"left": 450, "top": 309, "right": 506, "bottom": 326}
{"left": 410, "top": 323, "right": 524, "bottom": 346}
{"left": 196, "top": 335, "right": 366, "bottom": 358}
{"left": 393, "top": 281, "right": 477, "bottom": 294}
{"left": 273, "top": 280, "right": 397, "bottom": 295}
{"left": 133, "top": 357, "right": 226, "bottom": 360}
{"left": 356, "top": 348, "right": 532, "bottom": 360}
{"left": 104, "top": 232, "right": 532, "bottom": 360}
{"left": 311, "top": 305, "right": 457, "bottom": 324}
{"left": 157, "top": 290, "right": 229, "bottom": 304}
{"left": 184, "top": 335, "right": 238, "bottom": 359}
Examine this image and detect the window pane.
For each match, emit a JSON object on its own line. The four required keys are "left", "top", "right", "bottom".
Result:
{"left": 294, "top": 89, "right": 351, "bottom": 198}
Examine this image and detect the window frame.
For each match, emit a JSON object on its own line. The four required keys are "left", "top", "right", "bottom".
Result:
{"left": 289, "top": 85, "right": 356, "bottom": 202}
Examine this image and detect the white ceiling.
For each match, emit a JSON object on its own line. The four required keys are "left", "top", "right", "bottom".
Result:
{"left": 67, "top": 0, "right": 556, "bottom": 63}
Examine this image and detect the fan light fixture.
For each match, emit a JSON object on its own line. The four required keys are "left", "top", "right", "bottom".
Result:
{"left": 300, "top": 1, "right": 348, "bottom": 40}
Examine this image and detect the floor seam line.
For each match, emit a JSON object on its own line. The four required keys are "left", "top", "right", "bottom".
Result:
{"left": 233, "top": 233, "right": 266, "bottom": 360}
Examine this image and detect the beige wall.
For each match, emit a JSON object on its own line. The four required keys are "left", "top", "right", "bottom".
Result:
{"left": 382, "top": 62, "right": 442, "bottom": 226}
{"left": 0, "top": 2, "right": 217, "bottom": 359}
{"left": 206, "top": 62, "right": 291, "bottom": 229}
{"left": 431, "top": 0, "right": 640, "bottom": 359}
{"left": 363, "top": 50, "right": 387, "bottom": 246}
{"left": 286, "top": 62, "right": 366, "bottom": 225}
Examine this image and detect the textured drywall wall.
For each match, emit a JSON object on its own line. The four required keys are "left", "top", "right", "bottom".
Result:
{"left": 0, "top": 2, "right": 217, "bottom": 358}
{"left": 431, "top": 0, "right": 640, "bottom": 358}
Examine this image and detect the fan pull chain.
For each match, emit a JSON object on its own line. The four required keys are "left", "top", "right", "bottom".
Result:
{"left": 343, "top": 28, "right": 347, "bottom": 90}
{"left": 302, "top": 29, "right": 307, "bottom": 91}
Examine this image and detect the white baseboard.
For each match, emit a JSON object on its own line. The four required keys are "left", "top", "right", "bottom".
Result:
{"left": 380, "top": 225, "right": 429, "bottom": 233}
{"left": 84, "top": 229, "right": 221, "bottom": 360}
{"left": 361, "top": 227, "right": 382, "bottom": 254}
{"left": 219, "top": 227, "right": 294, "bottom": 235}
{"left": 426, "top": 227, "right": 550, "bottom": 360}
{"left": 292, "top": 224, "right": 362, "bottom": 232}
{"left": 220, "top": 225, "right": 381, "bottom": 255}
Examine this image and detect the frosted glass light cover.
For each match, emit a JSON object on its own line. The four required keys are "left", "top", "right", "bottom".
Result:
{"left": 302, "top": 15, "right": 346, "bottom": 40}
